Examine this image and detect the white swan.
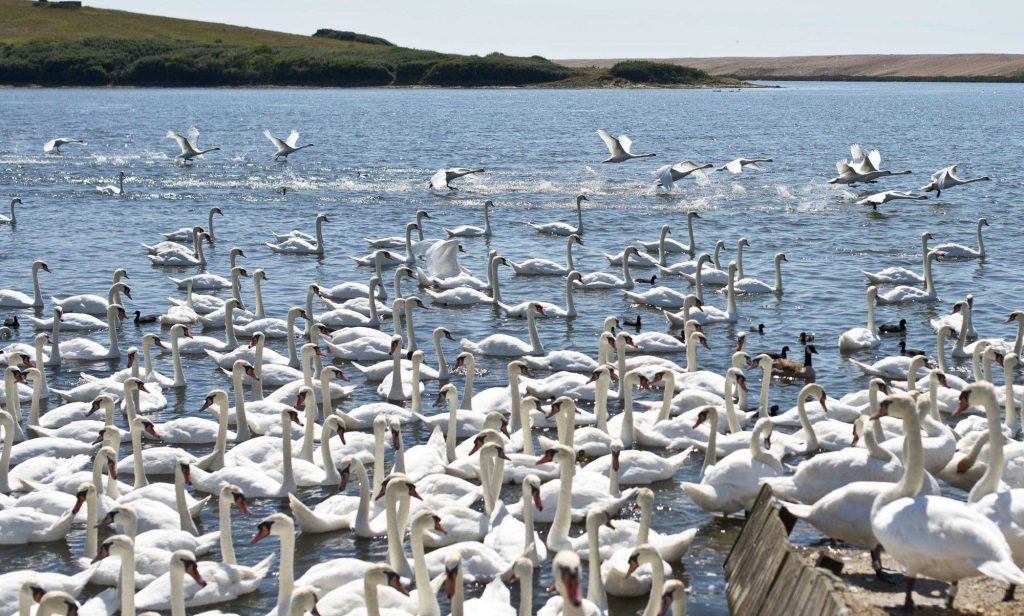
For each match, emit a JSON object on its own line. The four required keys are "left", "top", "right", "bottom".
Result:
{"left": 857, "top": 190, "right": 927, "bottom": 207}
{"left": 863, "top": 232, "right": 933, "bottom": 284}
{"left": 537, "top": 551, "right": 602, "bottom": 616}
{"left": 933, "top": 217, "right": 988, "bottom": 259}
{"left": 578, "top": 246, "right": 639, "bottom": 290}
{"left": 871, "top": 394, "right": 1024, "bottom": 610}
{"left": 95, "top": 171, "right": 127, "bottom": 196}
{"left": 509, "top": 234, "right": 581, "bottom": 276}
{"left": 527, "top": 195, "right": 588, "bottom": 236}
{"left": 445, "top": 200, "right": 493, "bottom": 238}
{"left": 0, "top": 261, "right": 49, "bottom": 308}
{"left": 501, "top": 271, "right": 581, "bottom": 319}
{"left": 922, "top": 164, "right": 990, "bottom": 197}
{"left": 265, "top": 129, "right": 313, "bottom": 160}
{"left": 267, "top": 213, "right": 328, "bottom": 255}
{"left": 56, "top": 304, "right": 123, "bottom": 361}
{"left": 639, "top": 212, "right": 700, "bottom": 256}
{"left": 147, "top": 231, "right": 210, "bottom": 267}
{"left": 429, "top": 167, "right": 485, "bottom": 190}
{"left": 718, "top": 157, "right": 772, "bottom": 173}
{"left": 732, "top": 253, "right": 786, "bottom": 294}
{"left": 43, "top": 137, "right": 86, "bottom": 153}
{"left": 163, "top": 207, "right": 223, "bottom": 242}
{"left": 166, "top": 127, "right": 220, "bottom": 164}
{"left": 597, "top": 129, "right": 655, "bottom": 163}
{"left": 0, "top": 197, "right": 21, "bottom": 225}
{"left": 876, "top": 250, "right": 939, "bottom": 304}
{"left": 838, "top": 285, "right": 881, "bottom": 351}
{"left": 52, "top": 279, "right": 129, "bottom": 315}
{"left": 654, "top": 161, "right": 712, "bottom": 190}
{"left": 461, "top": 303, "right": 543, "bottom": 357}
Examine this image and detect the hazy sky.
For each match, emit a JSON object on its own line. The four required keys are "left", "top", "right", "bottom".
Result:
{"left": 90, "top": 1, "right": 1023, "bottom": 58}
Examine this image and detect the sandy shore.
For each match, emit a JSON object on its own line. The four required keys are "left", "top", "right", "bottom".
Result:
{"left": 556, "top": 54, "right": 1024, "bottom": 81}
{"left": 793, "top": 545, "right": 1024, "bottom": 615}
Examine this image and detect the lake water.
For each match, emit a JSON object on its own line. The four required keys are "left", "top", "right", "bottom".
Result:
{"left": 1, "top": 82, "right": 1022, "bottom": 615}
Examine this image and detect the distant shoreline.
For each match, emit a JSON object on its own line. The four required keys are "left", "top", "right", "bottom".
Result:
{"left": 557, "top": 54, "right": 1024, "bottom": 83}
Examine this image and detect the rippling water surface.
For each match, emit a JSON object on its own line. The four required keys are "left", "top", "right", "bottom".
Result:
{"left": 1, "top": 82, "right": 1022, "bottom": 615}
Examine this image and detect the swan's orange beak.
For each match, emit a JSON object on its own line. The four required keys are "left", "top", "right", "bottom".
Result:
{"left": 532, "top": 486, "right": 543, "bottom": 511}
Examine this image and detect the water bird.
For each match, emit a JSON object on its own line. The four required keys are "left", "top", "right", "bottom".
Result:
{"left": 263, "top": 129, "right": 313, "bottom": 160}
{"left": 0, "top": 198, "right": 20, "bottom": 225}
{"left": 429, "top": 167, "right": 485, "bottom": 190}
{"left": 718, "top": 158, "right": 772, "bottom": 173}
{"left": 95, "top": 171, "right": 126, "bottom": 196}
{"left": 526, "top": 194, "right": 588, "bottom": 236}
{"left": 166, "top": 127, "right": 220, "bottom": 164}
{"left": 43, "top": 138, "right": 86, "bottom": 153}
{"left": 654, "top": 161, "right": 714, "bottom": 190}
{"left": 922, "top": 164, "right": 991, "bottom": 197}
{"left": 596, "top": 128, "right": 656, "bottom": 163}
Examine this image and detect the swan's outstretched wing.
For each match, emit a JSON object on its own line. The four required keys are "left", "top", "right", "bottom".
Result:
{"left": 673, "top": 161, "right": 703, "bottom": 174}
{"left": 856, "top": 192, "right": 888, "bottom": 205}
{"left": 617, "top": 134, "right": 634, "bottom": 155}
{"left": 429, "top": 169, "right": 449, "bottom": 189}
{"left": 186, "top": 126, "right": 201, "bottom": 150}
{"left": 285, "top": 130, "right": 300, "bottom": 148}
{"left": 448, "top": 168, "right": 479, "bottom": 178}
{"left": 835, "top": 159, "right": 853, "bottom": 175}
{"left": 744, "top": 161, "right": 761, "bottom": 170}
{"left": 264, "top": 129, "right": 286, "bottom": 150}
{"left": 596, "top": 129, "right": 625, "bottom": 157}
{"left": 866, "top": 149, "right": 882, "bottom": 171}
{"left": 945, "top": 164, "right": 961, "bottom": 181}
{"left": 849, "top": 144, "right": 865, "bottom": 162}
{"left": 43, "top": 139, "right": 58, "bottom": 152}
{"left": 166, "top": 131, "right": 190, "bottom": 154}
{"left": 931, "top": 165, "right": 953, "bottom": 181}
{"left": 722, "top": 159, "right": 744, "bottom": 173}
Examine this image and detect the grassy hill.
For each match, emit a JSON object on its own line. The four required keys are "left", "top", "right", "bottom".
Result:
{"left": 0, "top": 0, "right": 741, "bottom": 87}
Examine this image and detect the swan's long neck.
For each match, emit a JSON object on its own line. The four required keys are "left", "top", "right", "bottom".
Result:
{"left": 233, "top": 366, "right": 251, "bottom": 441}
{"left": 195, "top": 234, "right": 207, "bottom": 265}
{"left": 576, "top": 203, "right": 583, "bottom": 234}
{"left": 723, "top": 374, "right": 741, "bottom": 434}
{"left": 757, "top": 362, "right": 772, "bottom": 417}
{"left": 219, "top": 492, "right": 236, "bottom": 565}
{"left": 118, "top": 543, "right": 136, "bottom": 616}
{"left": 372, "top": 423, "right": 385, "bottom": 497}
{"left": 796, "top": 396, "right": 819, "bottom": 452}
{"left": 658, "top": 228, "right": 669, "bottom": 266}
{"left": 276, "top": 525, "right": 296, "bottom": 608}
{"left": 620, "top": 378, "right": 636, "bottom": 448}
{"left": 726, "top": 267, "right": 738, "bottom": 320}
{"left": 299, "top": 393, "right": 317, "bottom": 463}
{"left": 937, "top": 327, "right": 950, "bottom": 372}
{"left": 0, "top": 414, "right": 12, "bottom": 492}
{"left": 434, "top": 332, "right": 449, "bottom": 381}
{"left": 508, "top": 365, "right": 522, "bottom": 432}
{"left": 737, "top": 241, "right": 745, "bottom": 278}
{"left": 549, "top": 456, "right": 574, "bottom": 550}
{"left": 923, "top": 254, "right": 935, "bottom": 295}
{"left": 403, "top": 301, "right": 415, "bottom": 352}
{"left": 410, "top": 522, "right": 440, "bottom": 616}
{"left": 47, "top": 312, "right": 61, "bottom": 366}
{"left": 968, "top": 391, "right": 1005, "bottom": 503}
{"left": 866, "top": 290, "right": 876, "bottom": 332}
{"left": 597, "top": 371, "right": 613, "bottom": 429}
{"left": 286, "top": 312, "right": 300, "bottom": 370}
{"left": 527, "top": 308, "right": 543, "bottom": 355}
{"left": 168, "top": 328, "right": 185, "bottom": 387}
{"left": 616, "top": 336, "right": 628, "bottom": 395}
{"left": 175, "top": 464, "right": 198, "bottom": 534}
{"left": 353, "top": 460, "right": 372, "bottom": 535}
{"left": 230, "top": 269, "right": 242, "bottom": 304}
{"left": 253, "top": 275, "right": 265, "bottom": 318}
{"left": 387, "top": 342, "right": 404, "bottom": 402}
{"left": 488, "top": 257, "right": 502, "bottom": 303}
{"left": 280, "top": 412, "right": 296, "bottom": 494}
{"left": 27, "top": 371, "right": 43, "bottom": 427}
{"left": 621, "top": 251, "right": 634, "bottom": 288}
{"left": 641, "top": 557, "right": 666, "bottom": 616}
{"left": 84, "top": 488, "right": 97, "bottom": 558}
{"left": 699, "top": 411, "right": 718, "bottom": 481}
{"left": 872, "top": 403, "right": 925, "bottom": 516}
{"left": 1006, "top": 363, "right": 1019, "bottom": 433}
{"left": 686, "top": 215, "right": 697, "bottom": 256}
{"left": 303, "top": 288, "right": 315, "bottom": 339}
{"left": 563, "top": 275, "right": 576, "bottom": 317}
{"left": 864, "top": 418, "right": 891, "bottom": 460}
{"left": 403, "top": 225, "right": 414, "bottom": 263}
{"left": 170, "top": 558, "right": 187, "bottom": 616}
{"left": 445, "top": 395, "right": 458, "bottom": 463}
{"left": 31, "top": 265, "right": 43, "bottom": 307}
{"left": 130, "top": 422, "right": 148, "bottom": 489}
{"left": 223, "top": 303, "right": 237, "bottom": 348}
{"left": 977, "top": 221, "right": 986, "bottom": 257}
{"left": 566, "top": 237, "right": 576, "bottom": 271}
{"left": 315, "top": 218, "right": 325, "bottom": 254}
{"left": 106, "top": 309, "right": 119, "bottom": 358}
{"left": 521, "top": 484, "right": 538, "bottom": 563}
{"left": 774, "top": 257, "right": 784, "bottom": 293}
{"left": 385, "top": 489, "right": 412, "bottom": 577}
{"left": 586, "top": 519, "right": 607, "bottom": 610}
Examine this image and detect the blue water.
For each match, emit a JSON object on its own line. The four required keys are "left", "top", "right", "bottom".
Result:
{"left": 1, "top": 82, "right": 1022, "bottom": 615}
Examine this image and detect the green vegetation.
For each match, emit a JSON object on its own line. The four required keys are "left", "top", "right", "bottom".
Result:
{"left": 609, "top": 61, "right": 713, "bottom": 84}
{"left": 0, "top": 0, "right": 740, "bottom": 87}
{"left": 312, "top": 29, "right": 394, "bottom": 47}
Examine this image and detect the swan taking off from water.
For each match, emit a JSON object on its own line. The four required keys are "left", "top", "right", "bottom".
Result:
{"left": 0, "top": 198, "right": 20, "bottom": 225}
{"left": 167, "top": 127, "right": 220, "bottom": 164}
{"left": 856, "top": 191, "right": 927, "bottom": 208}
{"left": 429, "top": 167, "right": 485, "bottom": 190}
{"left": 922, "top": 165, "right": 990, "bottom": 197}
{"left": 654, "top": 161, "right": 713, "bottom": 190}
{"left": 96, "top": 172, "right": 126, "bottom": 196}
{"left": 43, "top": 138, "right": 86, "bottom": 153}
{"left": 264, "top": 129, "right": 313, "bottom": 160}
{"left": 718, "top": 158, "right": 772, "bottom": 173}
{"left": 596, "top": 129, "right": 655, "bottom": 163}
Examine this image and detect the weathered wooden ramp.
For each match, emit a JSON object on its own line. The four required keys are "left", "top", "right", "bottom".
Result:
{"left": 724, "top": 485, "right": 848, "bottom": 616}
